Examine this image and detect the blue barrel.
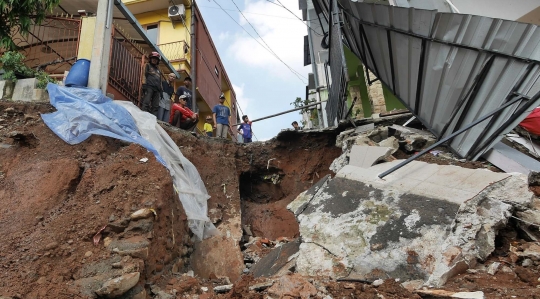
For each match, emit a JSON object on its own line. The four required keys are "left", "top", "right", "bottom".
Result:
{"left": 65, "top": 59, "right": 91, "bottom": 87}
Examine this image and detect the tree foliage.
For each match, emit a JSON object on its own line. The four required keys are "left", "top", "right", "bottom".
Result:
{"left": 0, "top": 0, "right": 60, "bottom": 50}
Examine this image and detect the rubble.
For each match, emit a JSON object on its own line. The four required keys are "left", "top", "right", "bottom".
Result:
{"left": 94, "top": 272, "right": 140, "bottom": 298}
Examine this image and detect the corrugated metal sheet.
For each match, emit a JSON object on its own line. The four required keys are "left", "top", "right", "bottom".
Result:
{"left": 330, "top": 1, "right": 540, "bottom": 159}
{"left": 326, "top": 0, "right": 349, "bottom": 126}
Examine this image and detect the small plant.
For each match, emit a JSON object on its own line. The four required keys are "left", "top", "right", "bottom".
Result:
{"left": 1, "top": 51, "right": 57, "bottom": 88}
{"left": 35, "top": 70, "right": 56, "bottom": 89}
{"left": 0, "top": 51, "right": 33, "bottom": 82}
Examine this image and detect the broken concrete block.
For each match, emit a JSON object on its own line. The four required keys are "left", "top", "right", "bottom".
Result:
{"left": 287, "top": 175, "right": 330, "bottom": 216}
{"left": 293, "top": 160, "right": 524, "bottom": 286}
{"left": 483, "top": 175, "right": 532, "bottom": 209}
{"left": 266, "top": 274, "right": 317, "bottom": 299}
{"left": 0, "top": 80, "right": 14, "bottom": 100}
{"left": 389, "top": 125, "right": 436, "bottom": 152}
{"left": 377, "top": 136, "right": 399, "bottom": 154}
{"left": 426, "top": 187, "right": 513, "bottom": 286}
{"left": 249, "top": 280, "right": 274, "bottom": 291}
{"left": 348, "top": 145, "right": 394, "bottom": 168}
{"left": 486, "top": 262, "right": 500, "bottom": 275}
{"left": 130, "top": 208, "right": 155, "bottom": 221}
{"left": 12, "top": 78, "right": 37, "bottom": 102}
{"left": 415, "top": 290, "right": 484, "bottom": 299}
{"left": 95, "top": 272, "right": 140, "bottom": 298}
{"left": 213, "top": 284, "right": 233, "bottom": 293}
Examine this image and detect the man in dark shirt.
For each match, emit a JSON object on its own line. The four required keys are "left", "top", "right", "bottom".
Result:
{"left": 157, "top": 73, "right": 175, "bottom": 122}
{"left": 175, "top": 76, "right": 193, "bottom": 110}
{"left": 141, "top": 52, "right": 163, "bottom": 116}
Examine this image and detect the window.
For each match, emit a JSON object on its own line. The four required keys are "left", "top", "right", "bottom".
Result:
{"left": 146, "top": 24, "right": 159, "bottom": 45}
{"left": 214, "top": 66, "right": 219, "bottom": 77}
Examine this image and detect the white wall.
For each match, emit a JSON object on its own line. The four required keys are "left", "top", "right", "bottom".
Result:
{"left": 451, "top": 0, "right": 539, "bottom": 20}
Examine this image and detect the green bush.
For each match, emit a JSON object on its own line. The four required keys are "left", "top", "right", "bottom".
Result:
{"left": 1, "top": 51, "right": 56, "bottom": 88}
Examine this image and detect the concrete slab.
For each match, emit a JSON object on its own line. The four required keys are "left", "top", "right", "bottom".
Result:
{"left": 355, "top": 123, "right": 375, "bottom": 134}
{"left": 483, "top": 142, "right": 540, "bottom": 175}
{"left": 337, "top": 161, "right": 509, "bottom": 204}
{"left": 12, "top": 78, "right": 37, "bottom": 102}
{"left": 349, "top": 145, "right": 392, "bottom": 168}
{"left": 251, "top": 240, "right": 301, "bottom": 278}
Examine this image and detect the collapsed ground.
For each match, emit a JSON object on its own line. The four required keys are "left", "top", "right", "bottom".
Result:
{"left": 1, "top": 102, "right": 540, "bottom": 298}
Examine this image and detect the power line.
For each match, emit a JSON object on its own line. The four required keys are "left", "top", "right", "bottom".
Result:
{"left": 198, "top": 5, "right": 297, "bottom": 20}
{"left": 211, "top": 0, "right": 307, "bottom": 83}
{"left": 273, "top": 0, "right": 324, "bottom": 36}
{"left": 228, "top": 0, "right": 307, "bottom": 81}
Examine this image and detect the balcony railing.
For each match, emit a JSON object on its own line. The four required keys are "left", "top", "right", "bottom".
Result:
{"left": 157, "top": 41, "right": 188, "bottom": 62}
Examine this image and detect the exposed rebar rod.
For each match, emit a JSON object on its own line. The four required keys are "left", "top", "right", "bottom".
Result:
{"left": 231, "top": 100, "right": 327, "bottom": 126}
{"left": 378, "top": 94, "right": 527, "bottom": 179}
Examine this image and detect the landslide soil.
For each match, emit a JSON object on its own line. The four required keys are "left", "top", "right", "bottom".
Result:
{"left": 0, "top": 102, "right": 341, "bottom": 298}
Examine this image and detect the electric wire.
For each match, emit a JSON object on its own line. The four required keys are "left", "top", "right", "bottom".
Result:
{"left": 265, "top": 0, "right": 324, "bottom": 36}
{"left": 228, "top": 0, "right": 305, "bottom": 83}
{"left": 211, "top": 0, "right": 307, "bottom": 83}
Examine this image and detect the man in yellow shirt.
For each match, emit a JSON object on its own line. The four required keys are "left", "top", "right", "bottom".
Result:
{"left": 204, "top": 116, "right": 213, "bottom": 137}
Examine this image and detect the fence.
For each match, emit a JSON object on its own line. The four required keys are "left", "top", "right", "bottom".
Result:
{"left": 157, "top": 41, "right": 188, "bottom": 61}
{"left": 108, "top": 24, "right": 147, "bottom": 106}
{"left": 1, "top": 16, "right": 81, "bottom": 75}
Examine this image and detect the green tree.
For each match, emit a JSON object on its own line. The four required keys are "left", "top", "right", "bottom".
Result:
{"left": 0, "top": 0, "right": 60, "bottom": 50}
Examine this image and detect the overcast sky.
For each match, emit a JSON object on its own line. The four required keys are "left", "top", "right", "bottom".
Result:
{"left": 196, "top": 0, "right": 539, "bottom": 141}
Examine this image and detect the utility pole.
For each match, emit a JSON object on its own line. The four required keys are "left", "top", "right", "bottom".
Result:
{"left": 190, "top": 0, "right": 197, "bottom": 112}
{"left": 88, "top": 0, "right": 113, "bottom": 92}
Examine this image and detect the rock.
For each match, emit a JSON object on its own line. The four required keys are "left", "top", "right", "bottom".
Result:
{"left": 213, "top": 284, "right": 233, "bottom": 293}
{"left": 389, "top": 125, "right": 436, "bottom": 152}
{"left": 249, "top": 280, "right": 274, "bottom": 291}
{"left": 130, "top": 208, "right": 155, "bottom": 221}
{"left": 427, "top": 187, "right": 512, "bottom": 287}
{"left": 401, "top": 280, "right": 424, "bottom": 291}
{"left": 112, "top": 247, "right": 149, "bottom": 260}
{"left": 95, "top": 272, "right": 140, "bottom": 298}
{"left": 516, "top": 210, "right": 540, "bottom": 226}
{"left": 522, "top": 258, "right": 534, "bottom": 267}
{"left": 416, "top": 290, "right": 484, "bottom": 299}
{"left": 44, "top": 242, "right": 58, "bottom": 251}
{"left": 372, "top": 279, "right": 384, "bottom": 287}
{"left": 486, "top": 262, "right": 500, "bottom": 275}
{"left": 266, "top": 274, "right": 317, "bottom": 299}
{"left": 201, "top": 287, "right": 209, "bottom": 292}
{"left": 85, "top": 251, "right": 93, "bottom": 258}
{"left": 515, "top": 243, "right": 540, "bottom": 259}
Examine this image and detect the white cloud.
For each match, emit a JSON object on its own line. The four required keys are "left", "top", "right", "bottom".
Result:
{"left": 227, "top": 0, "right": 310, "bottom": 82}
{"left": 232, "top": 83, "right": 252, "bottom": 116}
{"left": 218, "top": 31, "right": 231, "bottom": 41}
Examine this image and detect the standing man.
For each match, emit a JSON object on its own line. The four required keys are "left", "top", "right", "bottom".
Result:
{"left": 212, "top": 94, "right": 231, "bottom": 139}
{"left": 158, "top": 73, "right": 175, "bottom": 122}
{"left": 141, "top": 52, "right": 162, "bottom": 116}
{"left": 175, "top": 76, "right": 193, "bottom": 110}
{"left": 238, "top": 115, "right": 253, "bottom": 143}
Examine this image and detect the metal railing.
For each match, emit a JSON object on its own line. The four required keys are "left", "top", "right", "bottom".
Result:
{"left": 157, "top": 41, "right": 188, "bottom": 62}
{"left": 108, "top": 24, "right": 146, "bottom": 106}
{"left": 1, "top": 16, "right": 81, "bottom": 74}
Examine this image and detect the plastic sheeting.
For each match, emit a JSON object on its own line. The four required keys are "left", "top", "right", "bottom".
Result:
{"left": 42, "top": 84, "right": 217, "bottom": 240}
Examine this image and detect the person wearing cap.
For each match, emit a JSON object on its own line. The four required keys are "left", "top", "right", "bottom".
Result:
{"left": 238, "top": 115, "right": 253, "bottom": 143}
{"left": 203, "top": 116, "right": 214, "bottom": 137}
{"left": 157, "top": 73, "right": 176, "bottom": 122}
{"left": 142, "top": 52, "right": 163, "bottom": 116}
{"left": 170, "top": 94, "right": 199, "bottom": 131}
{"left": 212, "top": 94, "right": 231, "bottom": 138}
{"left": 174, "top": 76, "right": 193, "bottom": 110}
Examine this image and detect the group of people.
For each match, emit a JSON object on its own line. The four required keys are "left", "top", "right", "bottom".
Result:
{"left": 140, "top": 51, "right": 253, "bottom": 143}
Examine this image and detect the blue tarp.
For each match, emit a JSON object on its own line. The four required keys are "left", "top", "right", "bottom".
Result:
{"left": 41, "top": 83, "right": 166, "bottom": 166}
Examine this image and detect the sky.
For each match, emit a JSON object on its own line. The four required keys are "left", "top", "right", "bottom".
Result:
{"left": 196, "top": 0, "right": 311, "bottom": 141}
{"left": 451, "top": 0, "right": 538, "bottom": 20}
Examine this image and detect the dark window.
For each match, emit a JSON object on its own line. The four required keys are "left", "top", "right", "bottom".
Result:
{"left": 146, "top": 24, "right": 159, "bottom": 45}
{"left": 304, "top": 35, "right": 311, "bottom": 66}
{"left": 214, "top": 66, "right": 219, "bottom": 77}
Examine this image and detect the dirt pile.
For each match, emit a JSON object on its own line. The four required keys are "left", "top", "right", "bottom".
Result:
{"left": 0, "top": 102, "right": 340, "bottom": 298}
